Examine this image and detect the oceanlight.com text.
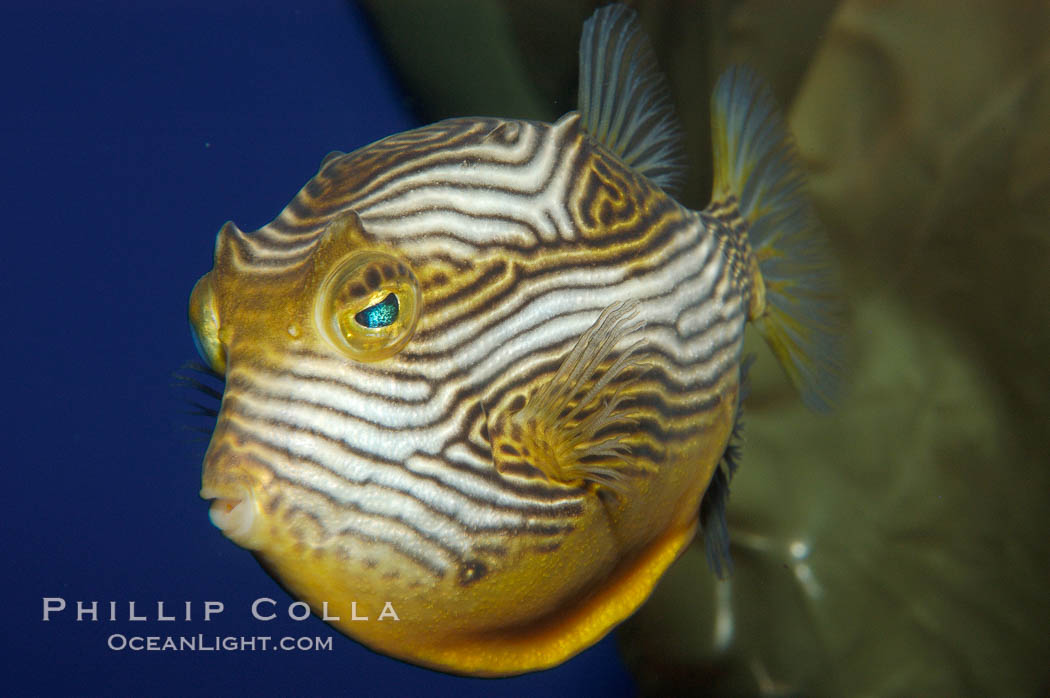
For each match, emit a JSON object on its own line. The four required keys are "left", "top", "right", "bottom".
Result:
{"left": 106, "top": 634, "right": 333, "bottom": 652}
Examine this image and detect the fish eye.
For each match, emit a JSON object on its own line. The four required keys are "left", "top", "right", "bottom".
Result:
{"left": 188, "top": 272, "right": 226, "bottom": 374}
{"left": 317, "top": 251, "right": 420, "bottom": 362}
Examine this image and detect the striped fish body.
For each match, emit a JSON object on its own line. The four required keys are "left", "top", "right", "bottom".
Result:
{"left": 189, "top": 5, "right": 842, "bottom": 677}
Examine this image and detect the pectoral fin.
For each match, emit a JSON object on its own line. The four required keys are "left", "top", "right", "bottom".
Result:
{"left": 492, "top": 301, "right": 649, "bottom": 493}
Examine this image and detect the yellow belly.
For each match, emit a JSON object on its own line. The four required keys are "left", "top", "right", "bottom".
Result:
{"left": 202, "top": 379, "right": 738, "bottom": 676}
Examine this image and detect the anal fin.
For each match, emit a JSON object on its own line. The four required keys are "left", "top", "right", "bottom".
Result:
{"left": 699, "top": 355, "right": 754, "bottom": 578}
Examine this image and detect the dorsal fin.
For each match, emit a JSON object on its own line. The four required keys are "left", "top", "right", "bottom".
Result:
{"left": 577, "top": 4, "right": 687, "bottom": 194}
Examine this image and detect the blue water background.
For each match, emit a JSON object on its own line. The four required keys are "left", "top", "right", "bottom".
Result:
{"left": 2, "top": 2, "right": 636, "bottom": 695}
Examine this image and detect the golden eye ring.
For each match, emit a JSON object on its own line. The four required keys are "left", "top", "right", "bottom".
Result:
{"left": 316, "top": 250, "right": 421, "bottom": 362}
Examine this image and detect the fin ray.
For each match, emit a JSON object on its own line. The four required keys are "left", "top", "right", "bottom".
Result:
{"left": 699, "top": 356, "right": 753, "bottom": 578}
{"left": 710, "top": 66, "right": 845, "bottom": 411}
{"left": 578, "top": 5, "right": 687, "bottom": 193}
{"left": 495, "top": 301, "right": 649, "bottom": 493}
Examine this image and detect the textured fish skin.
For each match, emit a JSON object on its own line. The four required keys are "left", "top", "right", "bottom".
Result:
{"left": 188, "top": 4, "right": 840, "bottom": 676}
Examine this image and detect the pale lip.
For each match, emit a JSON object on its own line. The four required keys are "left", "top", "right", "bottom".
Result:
{"left": 199, "top": 426, "right": 271, "bottom": 550}
{"left": 200, "top": 486, "right": 262, "bottom": 549}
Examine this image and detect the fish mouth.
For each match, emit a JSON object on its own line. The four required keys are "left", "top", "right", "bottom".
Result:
{"left": 200, "top": 486, "right": 263, "bottom": 549}
{"left": 208, "top": 496, "right": 254, "bottom": 537}
{"left": 200, "top": 435, "right": 272, "bottom": 550}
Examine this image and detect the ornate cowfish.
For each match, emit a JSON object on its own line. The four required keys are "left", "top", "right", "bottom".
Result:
{"left": 188, "top": 4, "right": 842, "bottom": 677}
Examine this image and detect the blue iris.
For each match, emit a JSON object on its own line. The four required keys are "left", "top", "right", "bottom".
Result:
{"left": 355, "top": 293, "right": 399, "bottom": 328}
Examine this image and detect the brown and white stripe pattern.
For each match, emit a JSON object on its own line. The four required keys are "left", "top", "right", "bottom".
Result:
{"left": 206, "top": 111, "right": 751, "bottom": 581}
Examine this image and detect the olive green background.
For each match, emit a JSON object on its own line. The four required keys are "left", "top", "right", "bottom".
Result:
{"left": 359, "top": 1, "right": 1049, "bottom": 694}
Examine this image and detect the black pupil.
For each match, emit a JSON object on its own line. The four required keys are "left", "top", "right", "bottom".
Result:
{"left": 355, "top": 293, "right": 399, "bottom": 328}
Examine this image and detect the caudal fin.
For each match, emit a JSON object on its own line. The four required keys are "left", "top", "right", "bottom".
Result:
{"left": 710, "top": 66, "right": 845, "bottom": 411}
